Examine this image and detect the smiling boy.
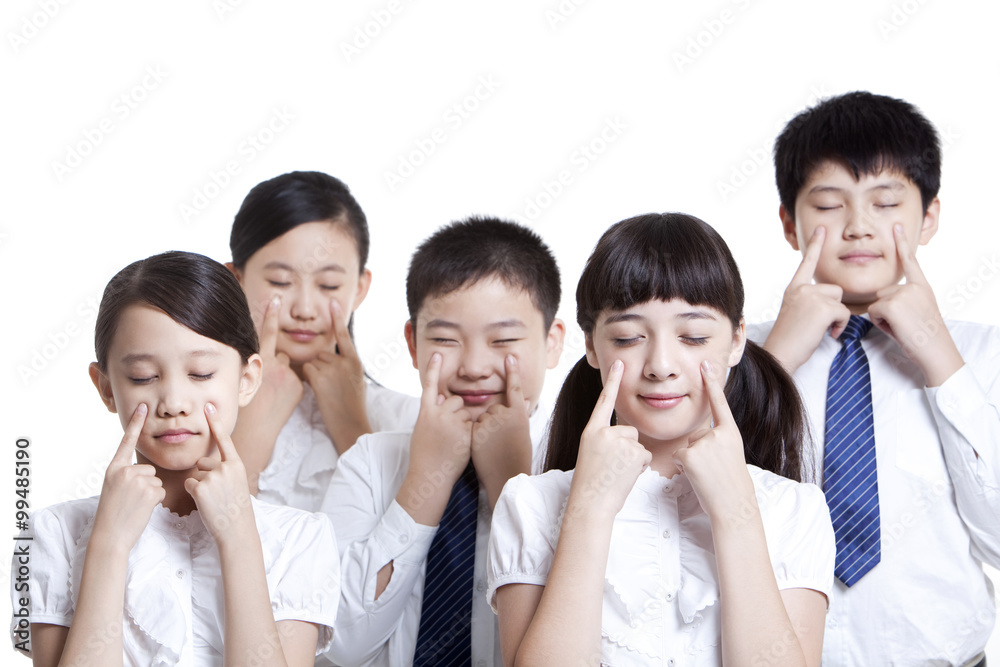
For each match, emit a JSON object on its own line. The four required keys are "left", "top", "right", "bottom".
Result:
{"left": 319, "top": 217, "right": 564, "bottom": 666}
{"left": 749, "top": 91, "right": 1000, "bottom": 666}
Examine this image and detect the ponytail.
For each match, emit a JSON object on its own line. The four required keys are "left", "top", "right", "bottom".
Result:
{"left": 726, "top": 340, "right": 812, "bottom": 483}
{"left": 544, "top": 355, "right": 604, "bottom": 472}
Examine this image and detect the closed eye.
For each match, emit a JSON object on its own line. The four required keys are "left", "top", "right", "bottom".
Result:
{"left": 320, "top": 285, "right": 341, "bottom": 291}
{"left": 267, "top": 280, "right": 291, "bottom": 288}
{"left": 681, "top": 337, "right": 709, "bottom": 345}
{"left": 129, "top": 376, "right": 155, "bottom": 385}
{"left": 493, "top": 338, "right": 522, "bottom": 345}
{"left": 190, "top": 373, "right": 215, "bottom": 381}
{"left": 612, "top": 337, "right": 641, "bottom": 347}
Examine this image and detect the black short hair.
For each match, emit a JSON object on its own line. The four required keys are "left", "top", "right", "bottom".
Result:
{"left": 229, "top": 171, "right": 370, "bottom": 272}
{"left": 774, "top": 91, "right": 941, "bottom": 215}
{"left": 406, "top": 216, "right": 561, "bottom": 330}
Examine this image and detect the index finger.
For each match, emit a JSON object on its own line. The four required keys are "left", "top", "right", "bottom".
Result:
{"left": 893, "top": 224, "right": 928, "bottom": 285}
{"left": 421, "top": 353, "right": 443, "bottom": 407}
{"left": 587, "top": 359, "right": 623, "bottom": 428}
{"left": 204, "top": 403, "right": 237, "bottom": 462}
{"left": 328, "top": 299, "right": 358, "bottom": 358}
{"left": 701, "top": 361, "right": 735, "bottom": 428}
{"left": 113, "top": 403, "right": 147, "bottom": 465}
{"left": 260, "top": 296, "right": 280, "bottom": 356}
{"left": 504, "top": 354, "right": 525, "bottom": 411}
{"left": 790, "top": 226, "right": 825, "bottom": 286}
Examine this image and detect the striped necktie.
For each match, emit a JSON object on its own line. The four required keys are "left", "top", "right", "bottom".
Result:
{"left": 413, "top": 462, "right": 478, "bottom": 665}
{"left": 824, "top": 314, "right": 880, "bottom": 587}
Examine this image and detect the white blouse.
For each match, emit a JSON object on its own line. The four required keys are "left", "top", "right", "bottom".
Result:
{"left": 12, "top": 496, "right": 340, "bottom": 666}
{"left": 488, "top": 465, "right": 835, "bottom": 666}
{"left": 256, "top": 381, "right": 420, "bottom": 512}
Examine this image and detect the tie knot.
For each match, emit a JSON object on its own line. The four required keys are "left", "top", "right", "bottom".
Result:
{"left": 840, "top": 315, "right": 873, "bottom": 343}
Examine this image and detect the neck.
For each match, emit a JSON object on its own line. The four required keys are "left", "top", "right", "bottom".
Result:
{"left": 632, "top": 419, "right": 713, "bottom": 478}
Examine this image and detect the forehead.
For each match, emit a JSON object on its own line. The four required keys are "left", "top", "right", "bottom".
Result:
{"left": 597, "top": 298, "right": 727, "bottom": 327}
{"left": 109, "top": 304, "right": 236, "bottom": 363}
{"left": 801, "top": 160, "right": 917, "bottom": 196}
{"left": 416, "top": 278, "right": 545, "bottom": 333}
{"left": 248, "top": 220, "right": 359, "bottom": 273}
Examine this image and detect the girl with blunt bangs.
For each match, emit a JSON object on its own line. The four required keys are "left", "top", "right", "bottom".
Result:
{"left": 227, "top": 171, "right": 419, "bottom": 513}
{"left": 14, "top": 251, "right": 339, "bottom": 666}
{"left": 487, "top": 214, "right": 835, "bottom": 666}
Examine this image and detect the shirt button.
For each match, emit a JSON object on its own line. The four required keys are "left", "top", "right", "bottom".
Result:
{"left": 399, "top": 534, "right": 409, "bottom": 544}
{"left": 174, "top": 522, "right": 184, "bottom": 529}
{"left": 476, "top": 580, "right": 487, "bottom": 593}
{"left": 665, "top": 592, "right": 674, "bottom": 602}
{"left": 477, "top": 661, "right": 487, "bottom": 667}
{"left": 663, "top": 485, "right": 671, "bottom": 493}
{"left": 662, "top": 530, "right": 671, "bottom": 539}
{"left": 668, "top": 659, "right": 676, "bottom": 666}
{"left": 175, "top": 569, "right": 185, "bottom": 579}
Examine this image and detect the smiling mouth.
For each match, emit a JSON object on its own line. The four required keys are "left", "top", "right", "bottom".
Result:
{"left": 155, "top": 429, "right": 197, "bottom": 444}
{"left": 839, "top": 250, "right": 881, "bottom": 264}
{"left": 284, "top": 329, "right": 319, "bottom": 342}
{"left": 639, "top": 394, "right": 685, "bottom": 409}
{"left": 452, "top": 390, "right": 502, "bottom": 407}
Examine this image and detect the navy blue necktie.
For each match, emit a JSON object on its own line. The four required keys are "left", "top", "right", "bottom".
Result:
{"left": 824, "top": 315, "right": 880, "bottom": 587}
{"left": 413, "top": 462, "right": 478, "bottom": 666}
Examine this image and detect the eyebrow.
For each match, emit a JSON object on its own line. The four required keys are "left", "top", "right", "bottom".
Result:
{"left": 424, "top": 318, "right": 527, "bottom": 331}
{"left": 262, "top": 260, "right": 346, "bottom": 274}
{"left": 807, "top": 181, "right": 907, "bottom": 195}
{"left": 602, "top": 310, "right": 717, "bottom": 325}
{"left": 120, "top": 350, "right": 221, "bottom": 364}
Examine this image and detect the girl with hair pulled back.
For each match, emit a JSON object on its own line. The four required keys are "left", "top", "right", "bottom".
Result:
{"left": 13, "top": 251, "right": 339, "bottom": 666}
{"left": 227, "top": 171, "right": 419, "bottom": 512}
{"left": 487, "top": 214, "right": 835, "bottom": 666}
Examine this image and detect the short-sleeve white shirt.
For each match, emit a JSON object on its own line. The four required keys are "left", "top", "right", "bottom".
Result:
{"left": 487, "top": 465, "right": 835, "bottom": 666}
{"left": 257, "top": 382, "right": 420, "bottom": 512}
{"left": 11, "top": 496, "right": 340, "bottom": 666}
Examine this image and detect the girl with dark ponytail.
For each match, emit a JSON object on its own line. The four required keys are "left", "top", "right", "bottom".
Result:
{"left": 488, "top": 213, "right": 834, "bottom": 666}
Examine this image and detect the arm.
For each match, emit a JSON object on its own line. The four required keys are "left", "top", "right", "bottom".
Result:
{"left": 57, "top": 405, "right": 164, "bottom": 667}
{"left": 232, "top": 297, "right": 304, "bottom": 495}
{"left": 304, "top": 299, "right": 372, "bottom": 456}
{"left": 501, "top": 360, "right": 650, "bottom": 666}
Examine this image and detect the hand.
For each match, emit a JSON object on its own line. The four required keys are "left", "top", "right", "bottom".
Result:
{"left": 567, "top": 360, "right": 650, "bottom": 520}
{"left": 471, "top": 355, "right": 533, "bottom": 510}
{"left": 764, "top": 227, "right": 851, "bottom": 374}
{"left": 868, "top": 224, "right": 963, "bottom": 386}
{"left": 397, "top": 353, "right": 474, "bottom": 525}
{"left": 91, "top": 404, "right": 165, "bottom": 553}
{"left": 303, "top": 299, "right": 372, "bottom": 453}
{"left": 673, "top": 361, "right": 755, "bottom": 525}
{"left": 185, "top": 403, "right": 256, "bottom": 544}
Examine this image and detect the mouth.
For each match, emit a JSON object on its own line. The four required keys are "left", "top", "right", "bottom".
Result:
{"left": 154, "top": 429, "right": 198, "bottom": 444}
{"left": 839, "top": 249, "right": 882, "bottom": 264}
{"left": 284, "top": 329, "right": 320, "bottom": 343}
{"left": 451, "top": 389, "right": 502, "bottom": 407}
{"left": 639, "top": 393, "right": 685, "bottom": 409}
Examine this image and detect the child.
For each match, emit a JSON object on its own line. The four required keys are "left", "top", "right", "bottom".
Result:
{"left": 320, "top": 217, "right": 565, "bottom": 666}
{"left": 752, "top": 91, "right": 1000, "bottom": 666}
{"left": 488, "top": 213, "right": 834, "bottom": 666}
{"left": 11, "top": 252, "right": 339, "bottom": 666}
{"left": 227, "top": 171, "right": 419, "bottom": 512}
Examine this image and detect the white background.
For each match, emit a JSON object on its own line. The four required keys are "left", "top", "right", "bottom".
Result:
{"left": 3, "top": 0, "right": 998, "bottom": 662}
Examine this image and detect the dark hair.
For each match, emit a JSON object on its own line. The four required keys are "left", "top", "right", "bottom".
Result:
{"left": 545, "top": 213, "right": 807, "bottom": 482}
{"left": 95, "top": 251, "right": 259, "bottom": 370}
{"left": 774, "top": 91, "right": 941, "bottom": 215}
{"left": 229, "top": 171, "right": 370, "bottom": 272}
{"left": 406, "top": 216, "right": 561, "bottom": 330}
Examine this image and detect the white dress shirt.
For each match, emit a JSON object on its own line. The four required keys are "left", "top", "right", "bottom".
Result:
{"left": 257, "top": 382, "right": 420, "bottom": 513}
{"left": 748, "top": 319, "right": 1000, "bottom": 666}
{"left": 12, "top": 496, "right": 340, "bottom": 665}
{"left": 487, "top": 465, "right": 834, "bottom": 666}
{"left": 318, "top": 405, "right": 550, "bottom": 667}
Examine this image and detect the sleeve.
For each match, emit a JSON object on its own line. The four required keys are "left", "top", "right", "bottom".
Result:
{"left": 486, "top": 473, "right": 561, "bottom": 613}
{"left": 760, "top": 478, "right": 835, "bottom": 601}
{"left": 10, "top": 505, "right": 79, "bottom": 655}
{"left": 265, "top": 507, "right": 341, "bottom": 656}
{"left": 925, "top": 327, "right": 1000, "bottom": 565}
{"left": 320, "top": 436, "right": 437, "bottom": 665}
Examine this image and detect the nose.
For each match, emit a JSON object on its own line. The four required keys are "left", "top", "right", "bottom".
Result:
{"left": 155, "top": 375, "right": 192, "bottom": 419}
{"left": 288, "top": 284, "right": 317, "bottom": 321}
{"left": 843, "top": 205, "right": 874, "bottom": 239}
{"left": 643, "top": 338, "right": 676, "bottom": 381}
{"left": 458, "top": 344, "right": 493, "bottom": 381}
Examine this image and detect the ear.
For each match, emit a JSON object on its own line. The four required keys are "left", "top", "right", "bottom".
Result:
{"left": 544, "top": 318, "right": 566, "bottom": 370}
{"left": 404, "top": 320, "right": 419, "bottom": 370}
{"left": 89, "top": 362, "right": 117, "bottom": 413}
{"left": 352, "top": 268, "right": 372, "bottom": 310}
{"left": 779, "top": 205, "right": 800, "bottom": 251}
{"left": 237, "top": 354, "right": 264, "bottom": 407}
{"left": 728, "top": 319, "right": 748, "bottom": 368}
{"left": 918, "top": 197, "right": 941, "bottom": 246}
{"left": 226, "top": 262, "right": 242, "bottom": 283}
{"left": 584, "top": 333, "right": 599, "bottom": 370}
